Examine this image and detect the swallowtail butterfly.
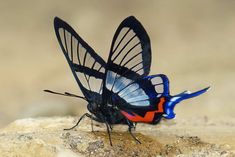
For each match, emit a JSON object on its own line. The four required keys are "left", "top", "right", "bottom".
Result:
{"left": 45, "top": 16, "right": 209, "bottom": 145}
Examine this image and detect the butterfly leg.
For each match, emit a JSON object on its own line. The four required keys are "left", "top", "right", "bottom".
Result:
{"left": 105, "top": 122, "right": 113, "bottom": 146}
{"left": 109, "top": 124, "right": 113, "bottom": 131}
{"left": 91, "top": 115, "right": 94, "bottom": 132}
{"left": 64, "top": 113, "right": 96, "bottom": 131}
{"left": 133, "top": 122, "right": 137, "bottom": 130}
{"left": 98, "top": 113, "right": 113, "bottom": 146}
{"left": 127, "top": 120, "right": 141, "bottom": 144}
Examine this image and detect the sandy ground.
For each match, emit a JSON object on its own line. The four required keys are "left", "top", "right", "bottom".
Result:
{"left": 0, "top": 0, "right": 234, "bottom": 156}
{"left": 0, "top": 117, "right": 234, "bottom": 157}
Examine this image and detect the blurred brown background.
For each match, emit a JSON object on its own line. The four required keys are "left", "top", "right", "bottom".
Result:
{"left": 0, "top": 0, "right": 234, "bottom": 127}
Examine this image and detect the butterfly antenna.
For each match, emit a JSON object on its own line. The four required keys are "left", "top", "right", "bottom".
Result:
{"left": 44, "top": 89, "right": 87, "bottom": 101}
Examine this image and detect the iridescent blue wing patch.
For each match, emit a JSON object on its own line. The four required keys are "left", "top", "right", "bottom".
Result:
{"left": 143, "top": 74, "right": 169, "bottom": 98}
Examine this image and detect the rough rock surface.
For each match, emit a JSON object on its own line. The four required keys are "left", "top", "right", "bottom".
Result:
{"left": 0, "top": 117, "right": 234, "bottom": 157}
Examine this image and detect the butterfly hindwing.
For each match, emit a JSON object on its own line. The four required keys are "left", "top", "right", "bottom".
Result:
{"left": 54, "top": 17, "right": 106, "bottom": 101}
{"left": 113, "top": 74, "right": 169, "bottom": 109}
{"left": 117, "top": 74, "right": 169, "bottom": 123}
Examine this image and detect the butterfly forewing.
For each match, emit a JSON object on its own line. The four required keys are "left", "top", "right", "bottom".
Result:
{"left": 103, "top": 16, "right": 152, "bottom": 107}
{"left": 108, "top": 16, "right": 151, "bottom": 78}
{"left": 54, "top": 17, "right": 106, "bottom": 101}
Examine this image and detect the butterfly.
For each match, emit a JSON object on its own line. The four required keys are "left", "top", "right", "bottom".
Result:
{"left": 45, "top": 16, "right": 209, "bottom": 146}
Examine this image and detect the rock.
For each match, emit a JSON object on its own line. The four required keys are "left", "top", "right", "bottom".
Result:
{"left": 0, "top": 117, "right": 234, "bottom": 157}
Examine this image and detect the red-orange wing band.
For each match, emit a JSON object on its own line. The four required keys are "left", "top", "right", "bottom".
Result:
{"left": 120, "top": 97, "right": 165, "bottom": 123}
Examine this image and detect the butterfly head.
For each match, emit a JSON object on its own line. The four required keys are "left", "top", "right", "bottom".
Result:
{"left": 163, "top": 87, "right": 210, "bottom": 119}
